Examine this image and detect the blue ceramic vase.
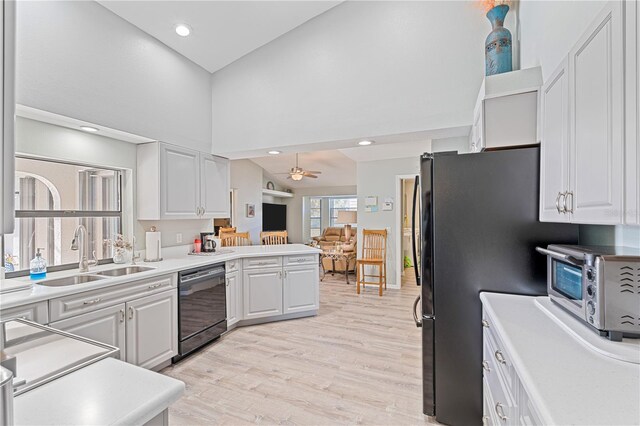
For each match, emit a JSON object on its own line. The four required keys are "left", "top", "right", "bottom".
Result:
{"left": 485, "top": 4, "right": 512, "bottom": 76}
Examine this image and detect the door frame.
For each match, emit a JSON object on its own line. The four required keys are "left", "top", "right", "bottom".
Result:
{"left": 395, "top": 174, "right": 417, "bottom": 288}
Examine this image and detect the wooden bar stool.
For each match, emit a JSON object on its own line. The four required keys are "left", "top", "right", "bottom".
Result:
{"left": 220, "top": 232, "right": 251, "bottom": 247}
{"left": 356, "top": 229, "right": 387, "bottom": 296}
{"left": 260, "top": 231, "right": 288, "bottom": 245}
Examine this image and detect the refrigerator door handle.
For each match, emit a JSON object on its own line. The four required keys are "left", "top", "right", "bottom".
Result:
{"left": 411, "top": 175, "right": 421, "bottom": 286}
{"left": 412, "top": 295, "right": 422, "bottom": 327}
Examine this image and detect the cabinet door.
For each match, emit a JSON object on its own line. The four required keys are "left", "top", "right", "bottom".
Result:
{"left": 540, "top": 58, "right": 571, "bottom": 222}
{"left": 0, "top": 301, "right": 48, "bottom": 324}
{"left": 49, "top": 304, "right": 126, "bottom": 360}
{"left": 625, "top": 0, "right": 640, "bottom": 225}
{"left": 283, "top": 265, "right": 319, "bottom": 314}
{"left": 243, "top": 268, "right": 283, "bottom": 319}
{"left": 1, "top": 0, "right": 16, "bottom": 234}
{"left": 225, "top": 271, "right": 241, "bottom": 326}
{"left": 569, "top": 1, "right": 624, "bottom": 224}
{"left": 200, "top": 154, "right": 229, "bottom": 218}
{"left": 126, "top": 289, "right": 178, "bottom": 369}
{"left": 160, "top": 144, "right": 200, "bottom": 219}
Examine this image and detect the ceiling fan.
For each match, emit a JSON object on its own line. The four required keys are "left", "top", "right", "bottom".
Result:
{"left": 275, "top": 153, "right": 322, "bottom": 181}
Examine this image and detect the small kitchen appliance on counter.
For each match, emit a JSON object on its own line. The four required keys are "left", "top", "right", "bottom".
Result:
{"left": 200, "top": 233, "right": 216, "bottom": 253}
{"left": 537, "top": 244, "right": 640, "bottom": 341}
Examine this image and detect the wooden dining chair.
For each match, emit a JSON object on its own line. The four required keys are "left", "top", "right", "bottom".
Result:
{"left": 356, "top": 229, "right": 388, "bottom": 296}
{"left": 218, "top": 227, "right": 236, "bottom": 238}
{"left": 220, "top": 232, "right": 251, "bottom": 247}
{"left": 260, "top": 231, "right": 288, "bottom": 245}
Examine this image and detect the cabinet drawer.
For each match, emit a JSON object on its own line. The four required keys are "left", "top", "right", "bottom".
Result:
{"left": 226, "top": 259, "right": 240, "bottom": 272}
{"left": 243, "top": 256, "right": 282, "bottom": 270}
{"left": 49, "top": 275, "right": 175, "bottom": 322}
{"left": 284, "top": 254, "right": 317, "bottom": 266}
{"left": 0, "top": 301, "right": 49, "bottom": 324}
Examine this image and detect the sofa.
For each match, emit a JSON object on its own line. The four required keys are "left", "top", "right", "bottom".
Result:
{"left": 314, "top": 227, "right": 357, "bottom": 273}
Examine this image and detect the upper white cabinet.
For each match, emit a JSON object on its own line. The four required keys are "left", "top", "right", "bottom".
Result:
{"left": 470, "top": 67, "right": 542, "bottom": 153}
{"left": 625, "top": 0, "right": 640, "bottom": 225}
{"left": 1, "top": 0, "right": 16, "bottom": 234}
{"left": 541, "top": 1, "right": 630, "bottom": 225}
{"left": 137, "top": 142, "right": 230, "bottom": 220}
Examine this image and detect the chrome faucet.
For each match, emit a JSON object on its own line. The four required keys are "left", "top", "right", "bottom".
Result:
{"left": 70, "top": 225, "right": 97, "bottom": 273}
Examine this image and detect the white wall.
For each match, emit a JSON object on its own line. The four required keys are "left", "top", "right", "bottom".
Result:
{"left": 519, "top": 0, "right": 607, "bottom": 80}
{"left": 211, "top": 1, "right": 488, "bottom": 157}
{"left": 17, "top": 1, "right": 212, "bottom": 152}
{"left": 285, "top": 185, "right": 358, "bottom": 244}
{"left": 357, "top": 157, "right": 419, "bottom": 289}
{"left": 230, "top": 160, "right": 264, "bottom": 245}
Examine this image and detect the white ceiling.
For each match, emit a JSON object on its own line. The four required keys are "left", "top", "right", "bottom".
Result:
{"left": 251, "top": 150, "right": 356, "bottom": 189}
{"left": 97, "top": 1, "right": 342, "bottom": 73}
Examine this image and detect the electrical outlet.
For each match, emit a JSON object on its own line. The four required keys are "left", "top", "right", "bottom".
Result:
{"left": 176, "top": 233, "right": 183, "bottom": 244}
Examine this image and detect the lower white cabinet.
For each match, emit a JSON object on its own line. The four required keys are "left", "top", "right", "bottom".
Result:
{"left": 50, "top": 304, "right": 126, "bottom": 360}
{"left": 225, "top": 270, "right": 241, "bottom": 327}
{"left": 125, "top": 289, "right": 178, "bottom": 369}
{"left": 0, "top": 301, "right": 48, "bottom": 324}
{"left": 49, "top": 288, "right": 177, "bottom": 369}
{"left": 283, "top": 265, "right": 319, "bottom": 314}
{"left": 243, "top": 268, "right": 283, "bottom": 319}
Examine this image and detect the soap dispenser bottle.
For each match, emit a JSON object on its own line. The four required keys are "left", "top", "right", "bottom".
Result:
{"left": 30, "top": 248, "right": 47, "bottom": 280}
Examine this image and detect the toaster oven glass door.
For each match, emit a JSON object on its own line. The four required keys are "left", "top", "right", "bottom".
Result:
{"left": 552, "top": 260, "right": 583, "bottom": 302}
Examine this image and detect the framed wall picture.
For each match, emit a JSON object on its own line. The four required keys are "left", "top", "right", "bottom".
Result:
{"left": 246, "top": 203, "right": 255, "bottom": 218}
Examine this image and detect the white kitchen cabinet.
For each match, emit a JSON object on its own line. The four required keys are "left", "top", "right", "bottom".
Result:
{"left": 243, "top": 268, "right": 283, "bottom": 319}
{"left": 49, "top": 304, "right": 126, "bottom": 360}
{"left": 200, "top": 154, "right": 230, "bottom": 218}
{"left": 540, "top": 1, "right": 627, "bottom": 225}
{"left": 283, "top": 264, "right": 319, "bottom": 314}
{"left": 539, "top": 58, "right": 571, "bottom": 222}
{"left": 225, "top": 270, "right": 241, "bottom": 327}
{"left": 625, "top": 0, "right": 640, "bottom": 225}
{"left": 568, "top": 1, "right": 624, "bottom": 224}
{"left": 137, "top": 142, "right": 230, "bottom": 220}
{"left": 0, "top": 301, "right": 48, "bottom": 324}
{"left": 125, "top": 289, "right": 178, "bottom": 369}
{"left": 470, "top": 67, "right": 542, "bottom": 153}
{"left": 1, "top": 0, "right": 16, "bottom": 234}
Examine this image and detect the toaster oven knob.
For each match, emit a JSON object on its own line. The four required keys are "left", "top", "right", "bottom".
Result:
{"left": 586, "top": 269, "right": 595, "bottom": 281}
{"left": 587, "top": 285, "right": 595, "bottom": 298}
{"left": 587, "top": 301, "right": 596, "bottom": 316}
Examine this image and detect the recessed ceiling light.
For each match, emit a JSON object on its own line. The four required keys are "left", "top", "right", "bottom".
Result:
{"left": 268, "top": 150, "right": 281, "bottom": 155}
{"left": 80, "top": 126, "right": 99, "bottom": 133}
{"left": 358, "top": 140, "right": 374, "bottom": 146}
{"left": 175, "top": 24, "right": 191, "bottom": 37}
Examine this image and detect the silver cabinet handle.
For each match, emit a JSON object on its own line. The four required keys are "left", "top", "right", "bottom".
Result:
{"left": 495, "top": 402, "right": 508, "bottom": 421}
{"left": 128, "top": 306, "right": 134, "bottom": 320}
{"left": 565, "top": 191, "right": 574, "bottom": 213}
{"left": 412, "top": 295, "right": 422, "bottom": 328}
{"left": 481, "top": 319, "right": 489, "bottom": 328}
{"left": 83, "top": 298, "right": 102, "bottom": 305}
{"left": 226, "top": 278, "right": 230, "bottom": 287}
{"left": 494, "top": 350, "right": 506, "bottom": 364}
{"left": 482, "top": 361, "right": 491, "bottom": 372}
{"left": 278, "top": 271, "right": 282, "bottom": 279}
{"left": 284, "top": 270, "right": 288, "bottom": 278}
{"left": 148, "top": 283, "right": 162, "bottom": 290}
{"left": 120, "top": 309, "right": 125, "bottom": 323}
{"left": 555, "top": 191, "right": 563, "bottom": 213}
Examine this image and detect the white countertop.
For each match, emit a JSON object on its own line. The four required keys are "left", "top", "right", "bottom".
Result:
{"left": 480, "top": 292, "right": 640, "bottom": 426}
{"left": 1, "top": 244, "right": 321, "bottom": 310}
{"left": 14, "top": 357, "right": 185, "bottom": 425}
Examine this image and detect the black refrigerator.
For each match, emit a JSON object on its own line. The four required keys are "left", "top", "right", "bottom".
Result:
{"left": 411, "top": 147, "right": 579, "bottom": 425}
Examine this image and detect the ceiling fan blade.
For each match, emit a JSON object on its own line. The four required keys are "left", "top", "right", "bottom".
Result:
{"left": 273, "top": 172, "right": 293, "bottom": 175}
{"left": 304, "top": 174, "right": 318, "bottom": 178}
{"left": 305, "top": 171, "right": 322, "bottom": 174}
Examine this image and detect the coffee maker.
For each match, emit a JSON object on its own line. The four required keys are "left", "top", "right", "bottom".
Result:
{"left": 200, "top": 232, "right": 216, "bottom": 253}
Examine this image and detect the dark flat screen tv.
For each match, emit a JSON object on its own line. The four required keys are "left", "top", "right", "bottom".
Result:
{"left": 262, "top": 203, "right": 287, "bottom": 232}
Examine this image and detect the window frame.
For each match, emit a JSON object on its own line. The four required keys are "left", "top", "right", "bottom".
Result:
{"left": 309, "top": 197, "right": 322, "bottom": 238}
{"left": 329, "top": 197, "right": 357, "bottom": 227}
{"left": 3, "top": 156, "right": 123, "bottom": 278}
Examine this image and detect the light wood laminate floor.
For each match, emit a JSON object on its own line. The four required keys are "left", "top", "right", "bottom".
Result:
{"left": 162, "top": 271, "right": 435, "bottom": 425}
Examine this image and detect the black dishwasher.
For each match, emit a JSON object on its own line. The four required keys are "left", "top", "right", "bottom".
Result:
{"left": 173, "top": 263, "right": 226, "bottom": 362}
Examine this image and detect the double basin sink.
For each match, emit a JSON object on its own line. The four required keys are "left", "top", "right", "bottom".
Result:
{"left": 36, "top": 266, "right": 155, "bottom": 287}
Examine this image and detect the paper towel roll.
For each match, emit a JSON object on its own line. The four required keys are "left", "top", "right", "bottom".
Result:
{"left": 145, "top": 232, "right": 162, "bottom": 261}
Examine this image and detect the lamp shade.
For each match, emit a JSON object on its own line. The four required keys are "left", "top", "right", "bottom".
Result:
{"left": 336, "top": 210, "right": 357, "bottom": 224}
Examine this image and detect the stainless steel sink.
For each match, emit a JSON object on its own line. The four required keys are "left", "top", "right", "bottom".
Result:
{"left": 37, "top": 275, "right": 106, "bottom": 287}
{"left": 96, "top": 266, "right": 155, "bottom": 277}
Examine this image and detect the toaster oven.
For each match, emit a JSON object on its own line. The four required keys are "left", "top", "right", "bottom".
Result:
{"left": 536, "top": 245, "right": 640, "bottom": 341}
